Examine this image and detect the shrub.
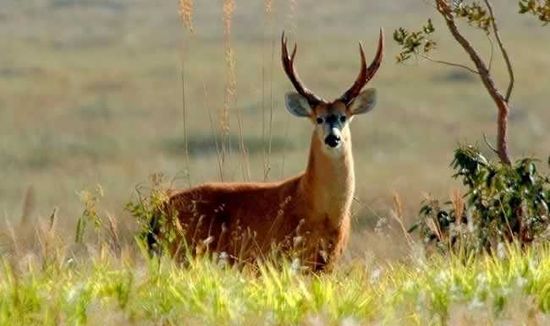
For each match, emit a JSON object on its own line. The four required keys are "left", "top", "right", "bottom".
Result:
{"left": 125, "top": 174, "right": 175, "bottom": 254}
{"left": 410, "top": 146, "right": 550, "bottom": 253}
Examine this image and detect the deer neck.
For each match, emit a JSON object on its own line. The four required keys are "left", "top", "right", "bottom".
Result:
{"left": 301, "top": 128, "right": 355, "bottom": 224}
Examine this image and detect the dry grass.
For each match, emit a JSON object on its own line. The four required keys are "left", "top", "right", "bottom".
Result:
{"left": 178, "top": 0, "right": 194, "bottom": 33}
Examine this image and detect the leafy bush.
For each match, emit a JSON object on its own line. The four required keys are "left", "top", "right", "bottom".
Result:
{"left": 125, "top": 174, "right": 175, "bottom": 253}
{"left": 410, "top": 146, "right": 550, "bottom": 253}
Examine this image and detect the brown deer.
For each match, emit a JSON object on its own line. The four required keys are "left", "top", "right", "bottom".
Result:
{"left": 151, "top": 30, "right": 384, "bottom": 271}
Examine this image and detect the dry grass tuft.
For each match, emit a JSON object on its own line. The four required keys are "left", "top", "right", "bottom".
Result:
{"left": 265, "top": 0, "right": 273, "bottom": 15}
{"left": 178, "top": 0, "right": 194, "bottom": 33}
{"left": 451, "top": 189, "right": 464, "bottom": 225}
{"left": 19, "top": 186, "right": 35, "bottom": 226}
{"left": 390, "top": 192, "right": 415, "bottom": 248}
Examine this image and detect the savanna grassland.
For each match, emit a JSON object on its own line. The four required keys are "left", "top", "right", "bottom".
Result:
{"left": 0, "top": 0, "right": 549, "bottom": 324}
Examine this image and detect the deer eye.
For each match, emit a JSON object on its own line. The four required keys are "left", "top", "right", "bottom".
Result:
{"left": 340, "top": 116, "right": 346, "bottom": 123}
{"left": 316, "top": 117, "right": 323, "bottom": 124}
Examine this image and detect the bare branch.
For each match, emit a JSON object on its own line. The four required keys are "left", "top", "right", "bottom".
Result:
{"left": 486, "top": 33, "right": 494, "bottom": 72}
{"left": 483, "top": 0, "right": 515, "bottom": 102}
{"left": 419, "top": 53, "right": 479, "bottom": 74}
{"left": 483, "top": 133, "right": 498, "bottom": 154}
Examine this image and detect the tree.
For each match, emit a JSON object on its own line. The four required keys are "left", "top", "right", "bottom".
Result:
{"left": 394, "top": 0, "right": 548, "bottom": 165}
{"left": 398, "top": 1, "right": 550, "bottom": 252}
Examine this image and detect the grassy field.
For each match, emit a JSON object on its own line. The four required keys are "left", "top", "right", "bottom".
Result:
{"left": 2, "top": 241, "right": 550, "bottom": 325}
{"left": 0, "top": 0, "right": 549, "bottom": 324}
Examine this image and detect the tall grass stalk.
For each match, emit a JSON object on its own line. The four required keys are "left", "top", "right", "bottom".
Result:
{"left": 265, "top": 0, "right": 277, "bottom": 181}
{"left": 220, "top": 0, "right": 235, "bottom": 175}
{"left": 19, "top": 186, "right": 35, "bottom": 226}
{"left": 262, "top": 0, "right": 275, "bottom": 180}
{"left": 280, "top": 113, "right": 291, "bottom": 178}
{"left": 179, "top": 60, "right": 192, "bottom": 187}
{"left": 203, "top": 81, "right": 225, "bottom": 181}
{"left": 235, "top": 108, "right": 252, "bottom": 181}
{"left": 223, "top": 0, "right": 251, "bottom": 181}
{"left": 266, "top": 35, "right": 276, "bottom": 181}
{"left": 177, "top": 0, "right": 194, "bottom": 187}
{"left": 280, "top": 0, "right": 298, "bottom": 178}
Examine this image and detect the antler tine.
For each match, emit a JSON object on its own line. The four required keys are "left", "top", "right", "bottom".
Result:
{"left": 281, "top": 32, "right": 324, "bottom": 106}
{"left": 339, "top": 28, "right": 385, "bottom": 105}
{"left": 339, "top": 43, "right": 368, "bottom": 105}
{"left": 366, "top": 28, "right": 385, "bottom": 82}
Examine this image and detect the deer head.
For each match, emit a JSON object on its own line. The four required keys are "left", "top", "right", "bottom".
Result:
{"left": 282, "top": 30, "right": 384, "bottom": 151}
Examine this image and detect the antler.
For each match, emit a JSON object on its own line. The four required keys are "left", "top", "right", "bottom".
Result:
{"left": 339, "top": 28, "right": 385, "bottom": 105}
{"left": 281, "top": 32, "right": 325, "bottom": 106}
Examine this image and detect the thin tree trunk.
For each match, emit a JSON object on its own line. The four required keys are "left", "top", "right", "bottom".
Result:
{"left": 436, "top": 0, "right": 512, "bottom": 165}
{"left": 495, "top": 99, "right": 511, "bottom": 165}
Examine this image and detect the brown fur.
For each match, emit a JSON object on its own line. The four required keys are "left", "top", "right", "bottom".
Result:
{"left": 162, "top": 114, "right": 355, "bottom": 271}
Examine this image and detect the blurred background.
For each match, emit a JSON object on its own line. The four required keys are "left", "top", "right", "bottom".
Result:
{"left": 0, "top": 0, "right": 548, "bottom": 251}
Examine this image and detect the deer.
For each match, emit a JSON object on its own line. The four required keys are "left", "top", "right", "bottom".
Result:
{"left": 150, "top": 30, "right": 384, "bottom": 272}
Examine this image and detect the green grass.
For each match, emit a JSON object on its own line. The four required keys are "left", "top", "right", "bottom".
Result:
{"left": 1, "top": 243, "right": 549, "bottom": 325}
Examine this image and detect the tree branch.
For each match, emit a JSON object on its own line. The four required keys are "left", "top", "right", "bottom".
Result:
{"left": 435, "top": 0, "right": 503, "bottom": 104}
{"left": 435, "top": 0, "right": 512, "bottom": 165}
{"left": 483, "top": 0, "right": 515, "bottom": 102}
{"left": 419, "top": 53, "right": 480, "bottom": 74}
{"left": 483, "top": 133, "right": 498, "bottom": 153}
{"left": 486, "top": 33, "right": 494, "bottom": 72}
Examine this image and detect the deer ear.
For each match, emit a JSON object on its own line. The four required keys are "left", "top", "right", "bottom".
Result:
{"left": 285, "top": 92, "right": 312, "bottom": 117}
{"left": 349, "top": 88, "right": 377, "bottom": 115}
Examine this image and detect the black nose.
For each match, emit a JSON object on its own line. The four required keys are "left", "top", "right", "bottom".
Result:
{"left": 324, "top": 134, "right": 341, "bottom": 148}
